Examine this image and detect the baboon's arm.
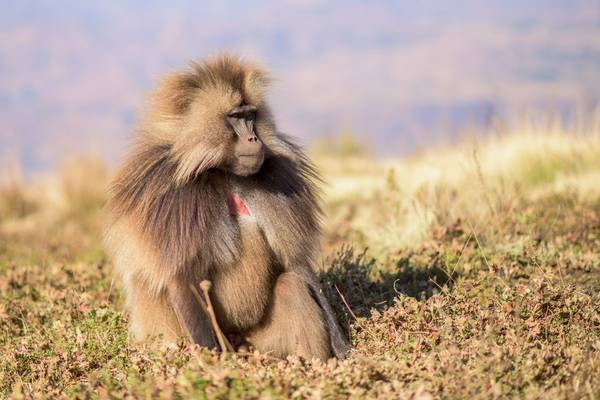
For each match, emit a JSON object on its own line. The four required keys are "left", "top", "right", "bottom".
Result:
{"left": 167, "top": 278, "right": 218, "bottom": 349}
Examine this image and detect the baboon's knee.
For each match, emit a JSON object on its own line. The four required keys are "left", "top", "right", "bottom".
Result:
{"left": 246, "top": 272, "right": 331, "bottom": 360}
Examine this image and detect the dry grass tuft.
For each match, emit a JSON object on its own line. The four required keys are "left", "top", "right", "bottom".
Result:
{"left": 317, "top": 121, "right": 600, "bottom": 253}
{"left": 0, "top": 165, "right": 37, "bottom": 221}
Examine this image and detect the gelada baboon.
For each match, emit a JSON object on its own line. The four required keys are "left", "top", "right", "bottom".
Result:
{"left": 104, "top": 54, "right": 350, "bottom": 360}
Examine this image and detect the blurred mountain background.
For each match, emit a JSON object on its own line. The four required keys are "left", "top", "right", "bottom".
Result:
{"left": 1, "top": 0, "right": 599, "bottom": 173}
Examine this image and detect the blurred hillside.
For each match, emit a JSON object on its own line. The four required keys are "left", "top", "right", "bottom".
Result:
{"left": 1, "top": 0, "right": 599, "bottom": 172}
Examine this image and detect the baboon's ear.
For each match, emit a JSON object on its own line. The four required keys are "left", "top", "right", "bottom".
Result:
{"left": 152, "top": 72, "right": 200, "bottom": 115}
{"left": 244, "top": 67, "right": 271, "bottom": 106}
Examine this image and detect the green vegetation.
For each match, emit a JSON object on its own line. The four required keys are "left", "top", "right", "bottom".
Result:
{"left": 1, "top": 125, "right": 599, "bottom": 398}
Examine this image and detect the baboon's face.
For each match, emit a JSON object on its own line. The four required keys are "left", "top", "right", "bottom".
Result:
{"left": 225, "top": 103, "right": 265, "bottom": 176}
{"left": 164, "top": 66, "right": 276, "bottom": 182}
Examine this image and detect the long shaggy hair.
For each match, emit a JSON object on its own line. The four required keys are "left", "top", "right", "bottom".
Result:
{"left": 105, "top": 55, "right": 322, "bottom": 293}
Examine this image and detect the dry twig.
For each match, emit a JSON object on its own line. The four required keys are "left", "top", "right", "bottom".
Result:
{"left": 190, "top": 281, "right": 234, "bottom": 353}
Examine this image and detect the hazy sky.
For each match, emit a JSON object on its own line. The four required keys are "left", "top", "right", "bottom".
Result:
{"left": 1, "top": 0, "right": 599, "bottom": 172}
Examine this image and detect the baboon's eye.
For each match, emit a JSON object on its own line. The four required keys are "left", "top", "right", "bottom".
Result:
{"left": 227, "top": 105, "right": 257, "bottom": 121}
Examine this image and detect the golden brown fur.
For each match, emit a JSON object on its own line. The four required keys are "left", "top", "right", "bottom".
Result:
{"left": 104, "top": 54, "right": 349, "bottom": 360}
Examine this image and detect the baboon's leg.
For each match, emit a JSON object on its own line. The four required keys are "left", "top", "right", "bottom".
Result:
{"left": 127, "top": 276, "right": 217, "bottom": 349}
{"left": 245, "top": 272, "right": 331, "bottom": 360}
{"left": 127, "top": 276, "right": 182, "bottom": 343}
{"left": 298, "top": 271, "right": 351, "bottom": 359}
{"left": 166, "top": 277, "right": 218, "bottom": 348}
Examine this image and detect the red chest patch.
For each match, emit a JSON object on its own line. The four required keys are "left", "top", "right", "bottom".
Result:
{"left": 227, "top": 193, "right": 250, "bottom": 216}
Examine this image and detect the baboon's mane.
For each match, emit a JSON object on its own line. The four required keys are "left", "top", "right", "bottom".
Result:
{"left": 107, "top": 134, "right": 321, "bottom": 276}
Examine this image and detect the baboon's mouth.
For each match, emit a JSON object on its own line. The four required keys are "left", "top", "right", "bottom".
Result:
{"left": 237, "top": 152, "right": 265, "bottom": 165}
{"left": 232, "top": 151, "right": 265, "bottom": 177}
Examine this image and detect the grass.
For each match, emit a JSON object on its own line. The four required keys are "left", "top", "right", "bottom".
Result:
{"left": 1, "top": 122, "right": 599, "bottom": 399}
